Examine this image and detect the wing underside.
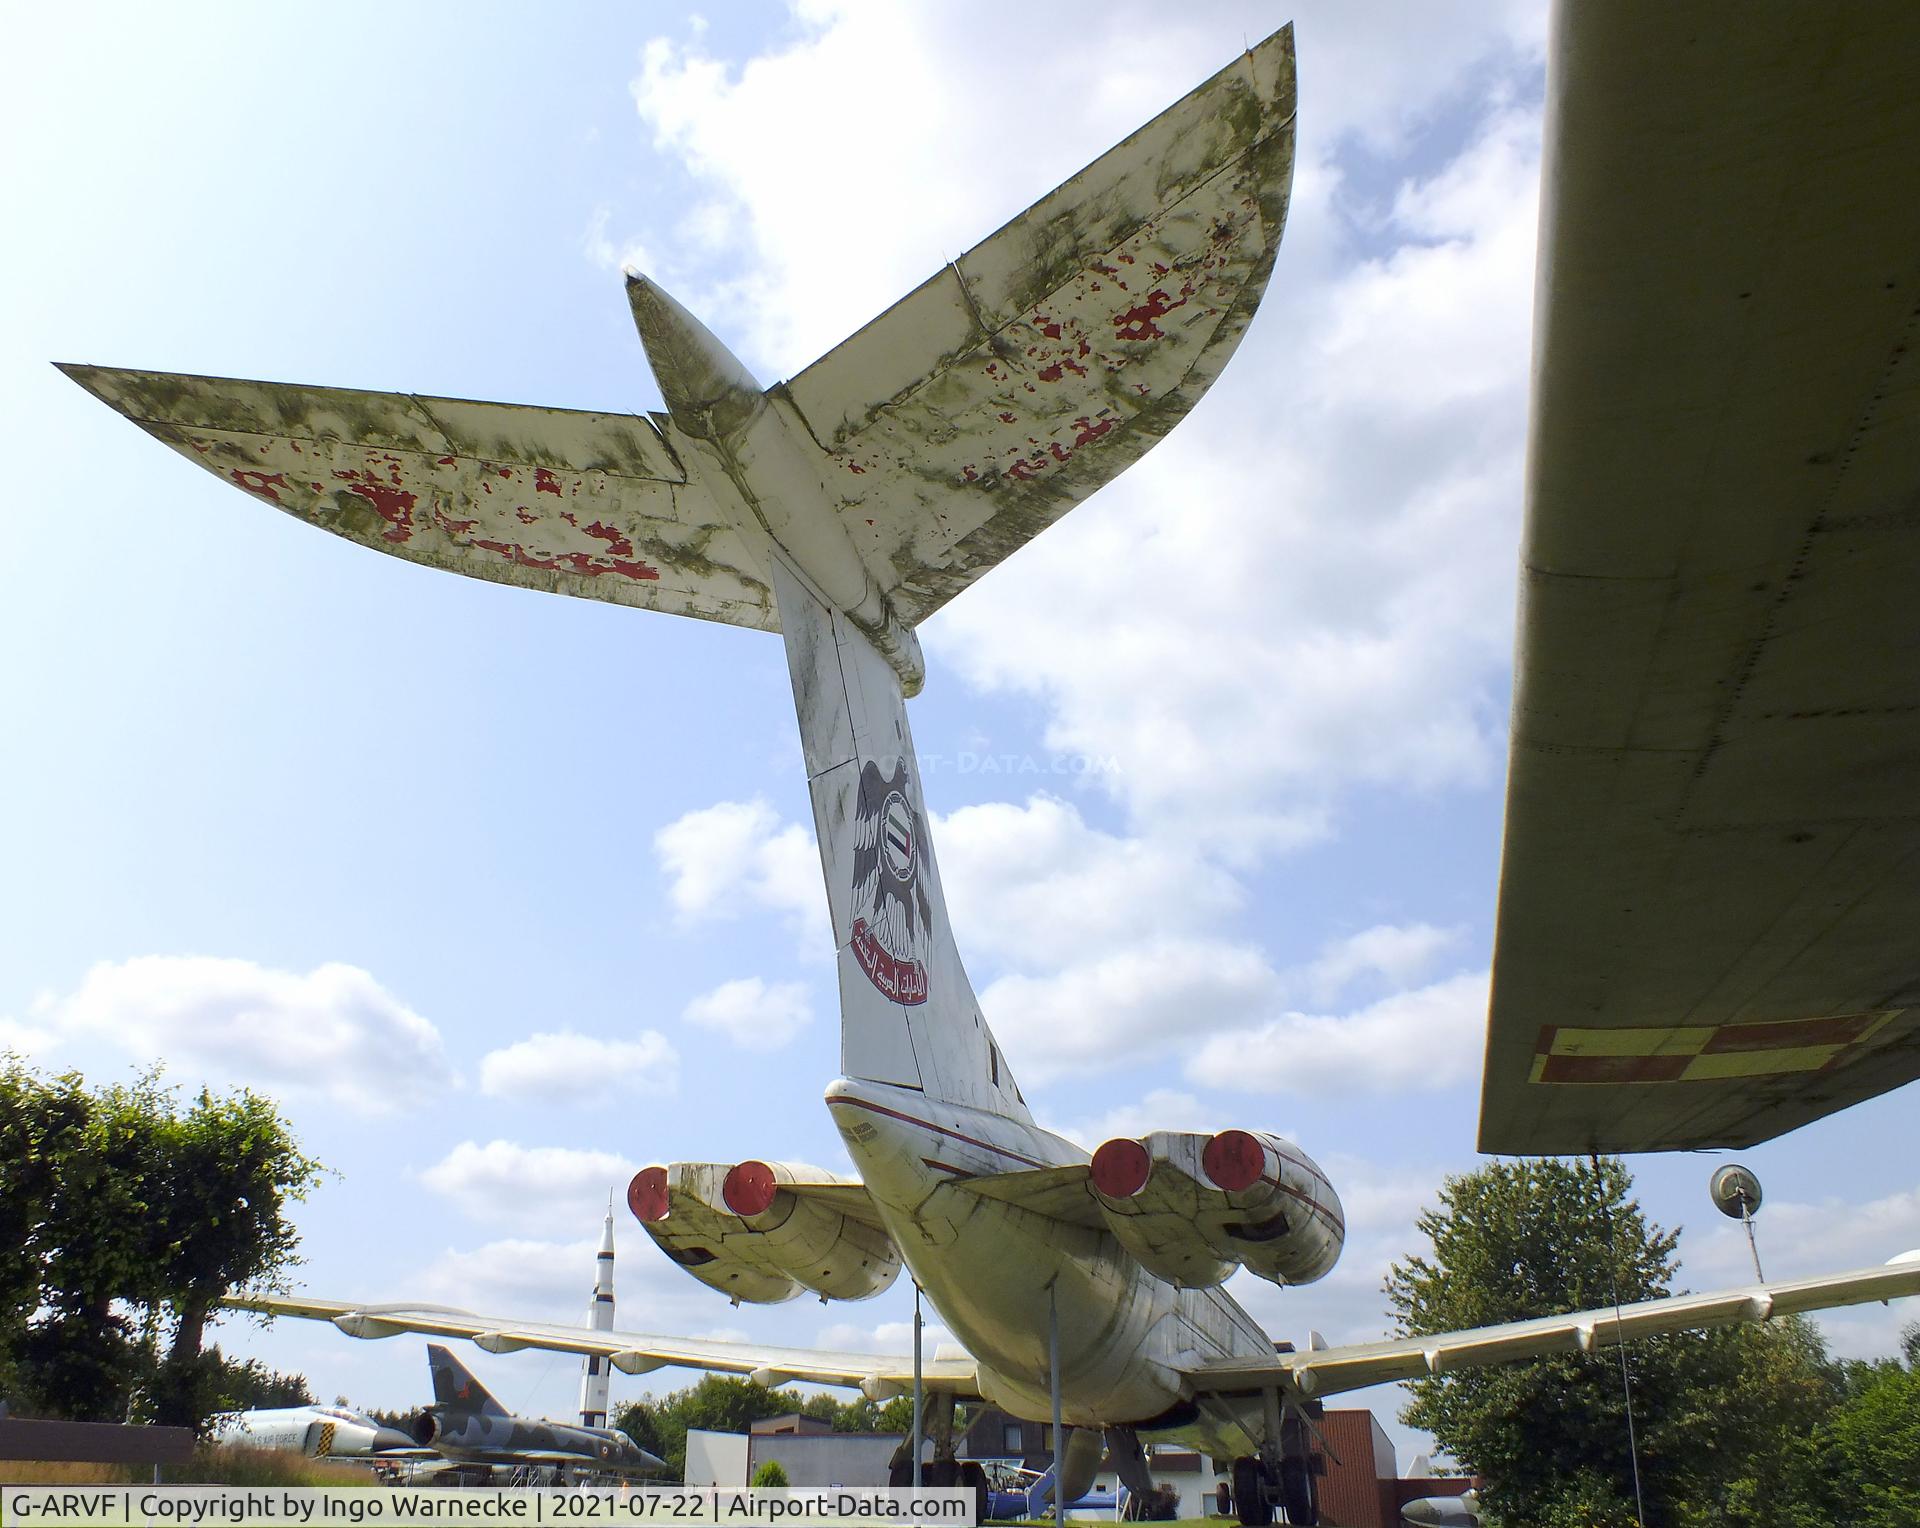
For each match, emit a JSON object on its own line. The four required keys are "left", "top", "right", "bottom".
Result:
{"left": 58, "top": 365, "right": 776, "bottom": 630}
{"left": 225, "top": 1295, "right": 979, "bottom": 1397}
{"left": 1479, "top": 2, "right": 1920, "bottom": 1153}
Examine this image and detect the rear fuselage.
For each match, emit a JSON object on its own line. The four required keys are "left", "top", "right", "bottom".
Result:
{"left": 826, "top": 1076, "right": 1279, "bottom": 1457}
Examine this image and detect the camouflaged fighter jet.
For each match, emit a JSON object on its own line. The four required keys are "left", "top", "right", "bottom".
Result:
{"left": 68, "top": 9, "right": 1920, "bottom": 1526}
{"left": 407, "top": 1345, "right": 663, "bottom": 1479}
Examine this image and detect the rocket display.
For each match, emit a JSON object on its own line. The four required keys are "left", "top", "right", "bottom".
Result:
{"left": 578, "top": 1201, "right": 616, "bottom": 1428}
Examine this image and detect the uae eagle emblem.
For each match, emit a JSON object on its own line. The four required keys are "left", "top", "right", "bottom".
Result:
{"left": 850, "top": 758, "right": 932, "bottom": 1006}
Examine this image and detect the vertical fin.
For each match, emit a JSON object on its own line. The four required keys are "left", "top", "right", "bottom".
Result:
{"left": 769, "top": 552, "right": 1029, "bottom": 1119}
{"left": 428, "top": 1344, "right": 507, "bottom": 1417}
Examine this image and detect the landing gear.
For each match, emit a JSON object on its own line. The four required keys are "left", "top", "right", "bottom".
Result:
{"left": 1237, "top": 1388, "right": 1321, "bottom": 1526}
{"left": 1278, "top": 1457, "right": 1317, "bottom": 1526}
{"left": 1230, "top": 1457, "right": 1272, "bottom": 1527}
{"left": 956, "top": 1460, "right": 989, "bottom": 1526}
{"left": 1230, "top": 1453, "right": 1317, "bottom": 1528}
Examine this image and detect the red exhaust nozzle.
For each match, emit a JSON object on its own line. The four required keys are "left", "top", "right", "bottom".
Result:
{"left": 1202, "top": 1130, "right": 1264, "bottom": 1192}
{"left": 628, "top": 1167, "right": 669, "bottom": 1223}
{"left": 1090, "top": 1138, "right": 1152, "bottom": 1199}
{"left": 723, "top": 1160, "right": 778, "bottom": 1217}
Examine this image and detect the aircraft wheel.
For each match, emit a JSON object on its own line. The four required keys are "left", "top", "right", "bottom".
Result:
{"left": 1279, "top": 1458, "right": 1317, "bottom": 1526}
{"left": 957, "top": 1460, "right": 989, "bottom": 1525}
{"left": 1230, "top": 1458, "right": 1272, "bottom": 1527}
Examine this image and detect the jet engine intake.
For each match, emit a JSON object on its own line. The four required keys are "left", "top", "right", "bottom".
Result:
{"left": 1088, "top": 1129, "right": 1344, "bottom": 1288}
{"left": 629, "top": 1161, "right": 900, "bottom": 1304}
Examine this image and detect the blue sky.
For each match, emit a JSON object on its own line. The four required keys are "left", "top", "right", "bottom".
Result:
{"left": 3, "top": 1, "right": 1915, "bottom": 1466}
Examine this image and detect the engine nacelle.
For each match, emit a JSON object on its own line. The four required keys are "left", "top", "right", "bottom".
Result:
{"left": 629, "top": 1160, "right": 901, "bottom": 1304}
{"left": 1089, "top": 1129, "right": 1344, "bottom": 1288}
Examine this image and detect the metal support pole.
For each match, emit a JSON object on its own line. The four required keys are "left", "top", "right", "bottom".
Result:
{"left": 1741, "top": 1204, "right": 1766, "bottom": 1282}
{"left": 1049, "top": 1282, "right": 1064, "bottom": 1520}
{"left": 911, "top": 1280, "right": 925, "bottom": 1491}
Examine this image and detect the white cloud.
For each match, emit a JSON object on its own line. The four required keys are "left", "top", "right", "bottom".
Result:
{"left": 1304, "top": 923, "right": 1461, "bottom": 1005}
{"left": 935, "top": 795, "right": 1241, "bottom": 969}
{"left": 1186, "top": 971, "right": 1489, "bottom": 1095}
{"left": 983, "top": 938, "right": 1281, "bottom": 1085}
{"left": 410, "top": 1233, "right": 725, "bottom": 1333}
{"left": 682, "top": 977, "right": 812, "bottom": 1051}
{"left": 478, "top": 1029, "right": 679, "bottom": 1104}
{"left": 1057, "top": 1089, "right": 1224, "bottom": 1151}
{"left": 38, "top": 956, "right": 451, "bottom": 1114}
{"left": 421, "top": 1140, "right": 637, "bottom": 1238}
{"left": 0, "top": 1015, "right": 53, "bottom": 1057}
{"left": 816, "top": 1319, "right": 955, "bottom": 1357}
{"left": 654, "top": 798, "right": 828, "bottom": 949}
{"left": 413, "top": 1237, "right": 602, "bottom": 1321}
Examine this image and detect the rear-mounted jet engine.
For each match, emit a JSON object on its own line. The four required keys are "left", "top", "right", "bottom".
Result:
{"left": 1088, "top": 1129, "right": 1344, "bottom": 1289}
{"left": 628, "top": 1160, "right": 901, "bottom": 1305}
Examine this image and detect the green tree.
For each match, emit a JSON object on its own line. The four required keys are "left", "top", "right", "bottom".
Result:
{"left": 1789, "top": 1322, "right": 1920, "bottom": 1528}
{"left": 614, "top": 1379, "right": 934, "bottom": 1481}
{"left": 751, "top": 1460, "right": 790, "bottom": 1487}
{"left": 0, "top": 1060, "right": 323, "bottom": 1428}
{"left": 1384, "top": 1156, "right": 1844, "bottom": 1527}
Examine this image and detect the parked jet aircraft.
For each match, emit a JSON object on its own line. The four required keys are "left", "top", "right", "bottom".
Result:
{"left": 209, "top": 1403, "right": 416, "bottom": 1459}
{"left": 1397, "top": 1457, "right": 1479, "bottom": 1528}
{"left": 64, "top": 8, "right": 1920, "bottom": 1525}
{"left": 406, "top": 1344, "right": 664, "bottom": 1479}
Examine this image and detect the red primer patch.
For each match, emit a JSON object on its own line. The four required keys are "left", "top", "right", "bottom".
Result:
{"left": 1113, "top": 289, "right": 1187, "bottom": 342}
{"left": 533, "top": 467, "right": 563, "bottom": 496}
{"left": 581, "top": 520, "right": 635, "bottom": 558}
{"left": 333, "top": 466, "right": 418, "bottom": 543}
{"left": 471, "top": 536, "right": 659, "bottom": 581}
{"left": 229, "top": 469, "right": 289, "bottom": 504}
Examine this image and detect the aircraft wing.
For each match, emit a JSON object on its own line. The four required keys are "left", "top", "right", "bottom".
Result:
{"left": 1479, "top": 2, "right": 1920, "bottom": 1153}
{"left": 781, "top": 25, "right": 1296, "bottom": 626}
{"left": 224, "top": 1295, "right": 979, "bottom": 1397}
{"left": 55, "top": 365, "right": 775, "bottom": 631}
{"left": 1185, "top": 1260, "right": 1920, "bottom": 1400}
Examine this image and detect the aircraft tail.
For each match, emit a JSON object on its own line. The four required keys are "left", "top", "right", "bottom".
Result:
{"left": 767, "top": 552, "right": 1028, "bottom": 1118}
{"left": 427, "top": 1344, "right": 507, "bottom": 1416}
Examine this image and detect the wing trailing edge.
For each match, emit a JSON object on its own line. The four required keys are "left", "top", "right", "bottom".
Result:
{"left": 1184, "top": 1260, "right": 1920, "bottom": 1399}
{"left": 224, "top": 1293, "right": 980, "bottom": 1398}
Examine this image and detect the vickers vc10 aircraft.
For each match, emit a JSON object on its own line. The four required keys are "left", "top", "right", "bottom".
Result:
{"left": 64, "top": 9, "right": 1920, "bottom": 1526}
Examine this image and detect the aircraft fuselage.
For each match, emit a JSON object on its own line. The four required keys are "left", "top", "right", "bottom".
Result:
{"left": 827, "top": 1076, "right": 1278, "bottom": 1457}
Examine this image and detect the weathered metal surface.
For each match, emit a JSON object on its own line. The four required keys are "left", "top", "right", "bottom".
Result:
{"left": 783, "top": 26, "right": 1296, "bottom": 626}
{"left": 1479, "top": 1, "right": 1920, "bottom": 1154}
{"left": 57, "top": 365, "right": 776, "bottom": 630}
{"left": 1087, "top": 1130, "right": 1343, "bottom": 1290}
{"left": 634, "top": 1160, "right": 901, "bottom": 1304}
